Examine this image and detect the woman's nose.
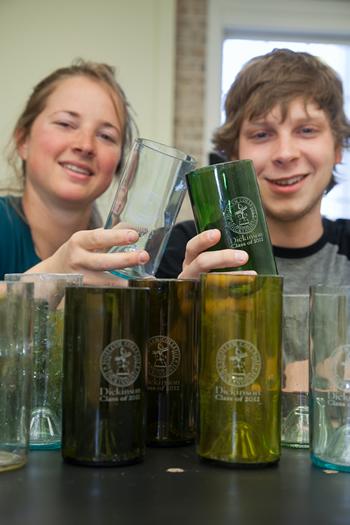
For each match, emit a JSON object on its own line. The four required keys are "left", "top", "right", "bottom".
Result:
{"left": 72, "top": 130, "right": 95, "bottom": 157}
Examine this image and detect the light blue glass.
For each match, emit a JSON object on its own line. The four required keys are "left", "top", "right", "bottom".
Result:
{"left": 310, "top": 285, "right": 350, "bottom": 472}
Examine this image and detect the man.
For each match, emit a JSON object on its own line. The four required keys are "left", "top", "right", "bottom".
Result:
{"left": 158, "top": 49, "right": 350, "bottom": 292}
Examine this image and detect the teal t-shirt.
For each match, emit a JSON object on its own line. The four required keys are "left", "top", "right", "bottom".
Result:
{"left": 0, "top": 196, "right": 40, "bottom": 279}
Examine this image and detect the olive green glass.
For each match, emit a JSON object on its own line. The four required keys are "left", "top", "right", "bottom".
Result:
{"left": 198, "top": 274, "right": 283, "bottom": 467}
{"left": 186, "top": 160, "right": 277, "bottom": 274}
{"left": 62, "top": 286, "right": 149, "bottom": 466}
{"left": 131, "top": 279, "right": 198, "bottom": 446}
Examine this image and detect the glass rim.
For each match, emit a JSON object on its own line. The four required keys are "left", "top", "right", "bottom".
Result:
{"left": 5, "top": 273, "right": 83, "bottom": 281}
{"left": 65, "top": 284, "right": 150, "bottom": 292}
{"left": 310, "top": 284, "right": 350, "bottom": 293}
{"left": 186, "top": 158, "right": 253, "bottom": 177}
{"left": 200, "top": 272, "right": 282, "bottom": 280}
{"left": 131, "top": 277, "right": 198, "bottom": 283}
{"left": 136, "top": 137, "right": 196, "bottom": 164}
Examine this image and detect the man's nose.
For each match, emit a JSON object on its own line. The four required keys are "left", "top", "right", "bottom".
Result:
{"left": 272, "top": 134, "right": 299, "bottom": 166}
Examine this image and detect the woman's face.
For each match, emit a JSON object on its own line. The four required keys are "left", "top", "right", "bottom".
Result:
{"left": 18, "top": 75, "right": 124, "bottom": 208}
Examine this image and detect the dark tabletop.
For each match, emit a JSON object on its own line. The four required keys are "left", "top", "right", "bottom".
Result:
{"left": 2, "top": 446, "right": 350, "bottom": 525}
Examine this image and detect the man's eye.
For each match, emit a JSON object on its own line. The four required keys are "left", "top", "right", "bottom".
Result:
{"left": 300, "top": 127, "right": 316, "bottom": 135}
{"left": 251, "top": 131, "right": 269, "bottom": 140}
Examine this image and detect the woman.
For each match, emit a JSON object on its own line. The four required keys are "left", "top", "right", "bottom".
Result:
{"left": 1, "top": 60, "right": 246, "bottom": 282}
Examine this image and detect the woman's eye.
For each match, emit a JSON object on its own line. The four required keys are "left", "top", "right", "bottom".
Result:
{"left": 99, "top": 132, "right": 117, "bottom": 144}
{"left": 300, "top": 127, "right": 316, "bottom": 135}
{"left": 54, "top": 120, "right": 73, "bottom": 128}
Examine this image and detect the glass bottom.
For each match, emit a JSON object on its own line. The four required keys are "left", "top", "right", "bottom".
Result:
{"left": 311, "top": 453, "right": 350, "bottom": 473}
{"left": 281, "top": 405, "right": 309, "bottom": 448}
{"left": 0, "top": 451, "right": 27, "bottom": 472}
{"left": 63, "top": 454, "right": 144, "bottom": 467}
{"left": 199, "top": 455, "right": 280, "bottom": 469}
{"left": 30, "top": 407, "right": 61, "bottom": 448}
{"left": 282, "top": 441, "right": 309, "bottom": 449}
{"left": 30, "top": 441, "right": 61, "bottom": 450}
{"left": 109, "top": 268, "right": 153, "bottom": 280}
{"left": 147, "top": 438, "right": 194, "bottom": 448}
{"left": 311, "top": 423, "right": 350, "bottom": 472}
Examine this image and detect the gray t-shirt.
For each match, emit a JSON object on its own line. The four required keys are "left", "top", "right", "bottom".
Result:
{"left": 274, "top": 218, "right": 350, "bottom": 294}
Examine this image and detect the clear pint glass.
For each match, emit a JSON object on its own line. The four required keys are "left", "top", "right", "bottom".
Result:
{"left": 281, "top": 294, "right": 309, "bottom": 448}
{"left": 5, "top": 273, "right": 83, "bottom": 449}
{"left": 310, "top": 285, "right": 350, "bottom": 472}
{"left": 0, "top": 281, "right": 33, "bottom": 471}
{"left": 105, "top": 138, "right": 196, "bottom": 280}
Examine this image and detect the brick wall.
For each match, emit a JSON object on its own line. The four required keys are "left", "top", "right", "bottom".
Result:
{"left": 174, "top": 0, "right": 208, "bottom": 221}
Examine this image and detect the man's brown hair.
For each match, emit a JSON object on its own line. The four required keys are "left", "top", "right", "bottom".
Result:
{"left": 213, "top": 48, "right": 350, "bottom": 160}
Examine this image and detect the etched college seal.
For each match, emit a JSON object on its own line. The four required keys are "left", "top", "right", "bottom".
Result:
{"left": 216, "top": 339, "right": 261, "bottom": 388}
{"left": 100, "top": 339, "right": 141, "bottom": 387}
{"left": 224, "top": 196, "right": 258, "bottom": 235}
{"left": 147, "top": 335, "right": 181, "bottom": 378}
{"left": 330, "top": 344, "right": 350, "bottom": 392}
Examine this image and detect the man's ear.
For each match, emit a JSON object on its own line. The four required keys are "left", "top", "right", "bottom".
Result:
{"left": 335, "top": 144, "right": 342, "bottom": 165}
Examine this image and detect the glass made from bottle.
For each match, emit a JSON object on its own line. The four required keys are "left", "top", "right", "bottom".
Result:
{"left": 105, "top": 138, "right": 196, "bottom": 280}
{"left": 310, "top": 285, "right": 350, "bottom": 472}
{"left": 5, "top": 273, "right": 83, "bottom": 450}
{"left": 198, "top": 273, "right": 283, "bottom": 467}
{"left": 62, "top": 286, "right": 149, "bottom": 466}
{"left": 130, "top": 279, "right": 198, "bottom": 446}
{"left": 186, "top": 160, "right": 277, "bottom": 274}
{"left": 0, "top": 281, "right": 33, "bottom": 472}
{"left": 281, "top": 294, "right": 310, "bottom": 448}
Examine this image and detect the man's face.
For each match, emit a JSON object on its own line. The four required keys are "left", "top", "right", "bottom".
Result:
{"left": 238, "top": 98, "right": 342, "bottom": 227}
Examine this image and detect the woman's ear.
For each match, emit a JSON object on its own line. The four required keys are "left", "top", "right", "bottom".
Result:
{"left": 15, "top": 129, "right": 28, "bottom": 161}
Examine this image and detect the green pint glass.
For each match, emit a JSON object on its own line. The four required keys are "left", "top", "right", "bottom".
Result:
{"left": 186, "top": 160, "right": 277, "bottom": 274}
{"left": 198, "top": 274, "right": 283, "bottom": 467}
{"left": 131, "top": 279, "right": 198, "bottom": 445}
{"left": 62, "top": 286, "right": 149, "bottom": 466}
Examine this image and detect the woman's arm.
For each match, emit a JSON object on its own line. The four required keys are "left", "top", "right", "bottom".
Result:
{"left": 27, "top": 227, "right": 149, "bottom": 285}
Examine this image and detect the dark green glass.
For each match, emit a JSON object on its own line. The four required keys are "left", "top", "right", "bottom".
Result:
{"left": 62, "top": 286, "right": 149, "bottom": 466}
{"left": 198, "top": 274, "right": 282, "bottom": 467}
{"left": 131, "top": 279, "right": 198, "bottom": 446}
{"left": 186, "top": 160, "right": 277, "bottom": 273}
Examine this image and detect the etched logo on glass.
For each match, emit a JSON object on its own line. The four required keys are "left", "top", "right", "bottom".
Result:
{"left": 216, "top": 339, "right": 261, "bottom": 387}
{"left": 147, "top": 335, "right": 181, "bottom": 378}
{"left": 100, "top": 339, "right": 141, "bottom": 387}
{"left": 330, "top": 344, "right": 350, "bottom": 392}
{"left": 224, "top": 197, "right": 258, "bottom": 235}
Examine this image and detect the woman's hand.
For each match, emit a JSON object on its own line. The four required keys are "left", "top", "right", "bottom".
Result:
{"left": 27, "top": 228, "right": 149, "bottom": 285}
{"left": 179, "top": 229, "right": 251, "bottom": 279}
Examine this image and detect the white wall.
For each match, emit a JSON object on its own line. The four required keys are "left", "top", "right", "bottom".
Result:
{"left": 0, "top": 0, "right": 176, "bottom": 213}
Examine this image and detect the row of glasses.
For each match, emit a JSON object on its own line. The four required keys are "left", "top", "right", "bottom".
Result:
{"left": 2, "top": 274, "right": 350, "bottom": 472}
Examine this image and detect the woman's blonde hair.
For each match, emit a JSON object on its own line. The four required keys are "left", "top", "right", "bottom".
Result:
{"left": 7, "top": 58, "right": 137, "bottom": 184}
